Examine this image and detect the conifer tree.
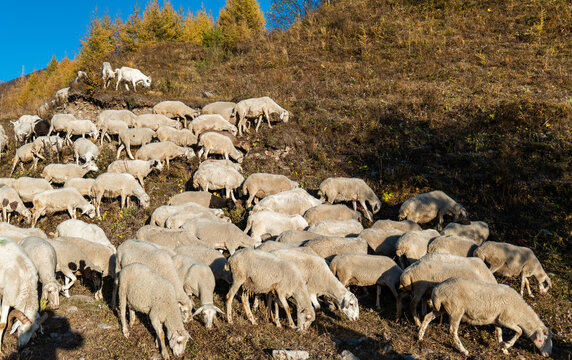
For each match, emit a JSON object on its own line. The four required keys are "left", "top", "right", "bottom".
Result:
{"left": 181, "top": 9, "right": 215, "bottom": 45}
{"left": 217, "top": 0, "right": 265, "bottom": 47}
{"left": 78, "top": 14, "right": 115, "bottom": 68}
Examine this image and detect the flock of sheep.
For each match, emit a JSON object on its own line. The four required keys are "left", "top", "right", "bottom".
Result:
{"left": 0, "top": 64, "right": 555, "bottom": 359}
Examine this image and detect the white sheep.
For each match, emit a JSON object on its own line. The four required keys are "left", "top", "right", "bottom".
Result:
{"left": 168, "top": 191, "right": 234, "bottom": 208}
{"left": 135, "top": 225, "right": 211, "bottom": 250}
{"left": 394, "top": 229, "right": 440, "bottom": 267}
{"left": 150, "top": 202, "right": 227, "bottom": 227}
{"left": 54, "top": 87, "right": 69, "bottom": 105}
{"left": 233, "top": 97, "right": 290, "bottom": 135}
{"left": 318, "top": 177, "right": 381, "bottom": 222}
{"left": 303, "top": 204, "right": 361, "bottom": 226}
{"left": 0, "top": 125, "right": 7, "bottom": 159}
{"left": 13, "top": 120, "right": 35, "bottom": 143}
{"left": 156, "top": 126, "right": 197, "bottom": 147}
{"left": 33, "top": 135, "right": 64, "bottom": 155}
{"left": 0, "top": 178, "right": 15, "bottom": 187}
{"left": 358, "top": 228, "right": 404, "bottom": 256}
{"left": 165, "top": 209, "right": 231, "bottom": 229}
{"left": 244, "top": 210, "right": 308, "bottom": 243}
{"left": 441, "top": 221, "right": 489, "bottom": 245}
{"left": 31, "top": 188, "right": 96, "bottom": 227}
{"left": 399, "top": 190, "right": 468, "bottom": 228}
{"left": 426, "top": 234, "right": 478, "bottom": 257}
{"left": 12, "top": 177, "right": 53, "bottom": 203}
{"left": 0, "top": 223, "right": 47, "bottom": 242}
{"left": 181, "top": 217, "right": 258, "bottom": 254}
{"left": 307, "top": 219, "right": 363, "bottom": 237}
{"left": 115, "top": 66, "right": 152, "bottom": 91}
{"left": 10, "top": 142, "right": 46, "bottom": 175}
{"left": 302, "top": 236, "right": 368, "bottom": 261}
{"left": 174, "top": 244, "right": 233, "bottom": 284}
{"left": 242, "top": 173, "right": 299, "bottom": 207}
{"left": 41, "top": 162, "right": 99, "bottom": 184}
{"left": 96, "top": 109, "right": 137, "bottom": 128}
{"left": 135, "top": 114, "right": 182, "bottom": 130}
{"left": 226, "top": 248, "right": 315, "bottom": 330}
{"left": 117, "top": 263, "right": 190, "bottom": 359}
{"left": 116, "top": 127, "right": 155, "bottom": 159}
{"left": 107, "top": 159, "right": 163, "bottom": 186}
{"left": 99, "top": 118, "right": 128, "bottom": 145}
{"left": 197, "top": 131, "right": 244, "bottom": 163}
{"left": 135, "top": 141, "right": 195, "bottom": 168}
{"left": 251, "top": 188, "right": 322, "bottom": 216}
{"left": 371, "top": 219, "right": 421, "bottom": 232}
{"left": 418, "top": 277, "right": 552, "bottom": 357}
{"left": 62, "top": 119, "right": 99, "bottom": 144}
{"left": 275, "top": 230, "right": 320, "bottom": 244}
{"left": 48, "top": 113, "right": 76, "bottom": 136}
{"left": 0, "top": 185, "right": 32, "bottom": 223}
{"left": 91, "top": 172, "right": 151, "bottom": 217}
{"left": 55, "top": 219, "right": 114, "bottom": 252}
{"left": 188, "top": 114, "right": 238, "bottom": 136}
{"left": 201, "top": 101, "right": 236, "bottom": 123}
{"left": 192, "top": 164, "right": 244, "bottom": 201}
{"left": 73, "top": 138, "right": 99, "bottom": 164}
{"left": 473, "top": 241, "right": 552, "bottom": 297}
{"left": 75, "top": 70, "right": 87, "bottom": 83}
{"left": 102, "top": 62, "right": 115, "bottom": 88}
{"left": 199, "top": 159, "right": 243, "bottom": 173}
{"left": 153, "top": 101, "right": 200, "bottom": 127}
{"left": 63, "top": 178, "right": 95, "bottom": 198}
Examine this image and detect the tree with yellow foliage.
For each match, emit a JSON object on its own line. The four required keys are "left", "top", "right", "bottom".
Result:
{"left": 78, "top": 14, "right": 115, "bottom": 69}
{"left": 137, "top": 0, "right": 182, "bottom": 43}
{"left": 181, "top": 9, "right": 215, "bottom": 45}
{"left": 217, "top": 0, "right": 265, "bottom": 48}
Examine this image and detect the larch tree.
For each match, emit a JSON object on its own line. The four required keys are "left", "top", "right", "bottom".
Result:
{"left": 217, "top": 0, "right": 265, "bottom": 47}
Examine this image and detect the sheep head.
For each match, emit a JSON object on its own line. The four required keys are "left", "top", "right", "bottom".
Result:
{"left": 168, "top": 329, "right": 190, "bottom": 357}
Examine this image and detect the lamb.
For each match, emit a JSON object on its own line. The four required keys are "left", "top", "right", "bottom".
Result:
{"left": 372, "top": 219, "right": 422, "bottom": 232}
{"left": 150, "top": 202, "right": 227, "bottom": 227}
{"left": 271, "top": 249, "right": 359, "bottom": 321}
{"left": 181, "top": 217, "right": 258, "bottom": 254}
{"left": 251, "top": 188, "right": 322, "bottom": 216}
{"left": 48, "top": 113, "right": 76, "bottom": 136}
{"left": 62, "top": 119, "right": 99, "bottom": 144}
{"left": 174, "top": 245, "right": 233, "bottom": 284}
{"left": 117, "top": 263, "right": 190, "bottom": 359}
{"left": 102, "top": 62, "right": 116, "bottom": 88}
{"left": 244, "top": 210, "right": 308, "bottom": 243}
{"left": 303, "top": 204, "right": 361, "bottom": 226}
{"left": 33, "top": 135, "right": 64, "bottom": 155}
{"left": 197, "top": 131, "right": 244, "bottom": 163}
{"left": 31, "top": 187, "right": 96, "bottom": 227}
{"left": 426, "top": 235, "right": 478, "bottom": 257}
{"left": 91, "top": 172, "right": 151, "bottom": 217}
{"left": 201, "top": 101, "right": 236, "bottom": 123}
{"left": 19, "top": 237, "right": 61, "bottom": 309}
{"left": 0, "top": 238, "right": 43, "bottom": 351}
{"left": 115, "top": 66, "right": 152, "bottom": 91}
{"left": 10, "top": 142, "right": 46, "bottom": 175}
{"left": 302, "top": 236, "right": 368, "bottom": 261}
{"left": 99, "top": 118, "right": 128, "bottom": 145}
{"left": 318, "top": 177, "right": 381, "bottom": 222}
{"left": 233, "top": 97, "right": 290, "bottom": 135}
{"left": 54, "top": 219, "right": 114, "bottom": 252}
{"left": 0, "top": 223, "right": 47, "bottom": 242}
{"left": 307, "top": 219, "right": 363, "bottom": 237}
{"left": 63, "top": 178, "right": 95, "bottom": 198}
{"left": 226, "top": 248, "right": 315, "bottom": 330}
{"left": 394, "top": 229, "right": 440, "bottom": 267}
{"left": 418, "top": 277, "right": 552, "bottom": 357}
{"left": 41, "top": 162, "right": 99, "bottom": 184}
{"left": 12, "top": 177, "right": 53, "bottom": 203}
{"left": 202, "top": 130, "right": 250, "bottom": 151}
{"left": 276, "top": 230, "right": 320, "bottom": 244}
{"left": 135, "top": 226, "right": 211, "bottom": 250}
{"left": 168, "top": 191, "right": 234, "bottom": 208}
{"left": 329, "top": 253, "right": 402, "bottom": 314}
{"left": 188, "top": 114, "right": 238, "bottom": 136}
{"left": 156, "top": 126, "right": 197, "bottom": 147}
{"left": 74, "top": 138, "right": 99, "bottom": 164}
{"left": 172, "top": 254, "right": 223, "bottom": 329}
{"left": 198, "top": 159, "right": 243, "bottom": 173}
{"left": 96, "top": 109, "right": 137, "bottom": 128}
{"left": 54, "top": 87, "right": 69, "bottom": 105}
{"left": 473, "top": 241, "right": 552, "bottom": 297}
{"left": 242, "top": 173, "right": 299, "bottom": 207}
{"left": 358, "top": 228, "right": 404, "bottom": 256}
{"left": 398, "top": 190, "right": 468, "bottom": 228}
{"left": 0, "top": 185, "right": 32, "bottom": 223}
{"left": 135, "top": 141, "right": 195, "bottom": 168}
{"left": 441, "top": 221, "right": 489, "bottom": 245}
{"left": 134, "top": 114, "right": 182, "bottom": 130}
{"left": 116, "top": 127, "right": 155, "bottom": 159}
{"left": 153, "top": 101, "right": 200, "bottom": 127}
{"left": 107, "top": 159, "right": 163, "bottom": 186}
{"left": 192, "top": 164, "right": 244, "bottom": 201}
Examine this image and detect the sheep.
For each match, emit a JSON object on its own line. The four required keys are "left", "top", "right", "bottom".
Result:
{"left": 91, "top": 172, "right": 150, "bottom": 217}
{"left": 197, "top": 131, "right": 244, "bottom": 163}
{"left": 0, "top": 223, "right": 46, "bottom": 242}
{"left": 372, "top": 219, "right": 422, "bottom": 232}
{"left": 251, "top": 188, "right": 322, "bottom": 216}
{"left": 168, "top": 191, "right": 234, "bottom": 208}
{"left": 102, "top": 62, "right": 115, "bottom": 88}
{"left": 199, "top": 159, "right": 243, "bottom": 173}
{"left": 329, "top": 253, "right": 402, "bottom": 314}
{"left": 202, "top": 130, "right": 250, "bottom": 151}
{"left": 19, "top": 237, "right": 61, "bottom": 309}
{"left": 0, "top": 238, "right": 43, "bottom": 350}
{"left": 156, "top": 126, "right": 197, "bottom": 147}
{"left": 233, "top": 97, "right": 290, "bottom": 135}
{"left": 303, "top": 204, "right": 361, "bottom": 226}
{"left": 226, "top": 248, "right": 315, "bottom": 330}
{"left": 112, "top": 239, "right": 193, "bottom": 323}
{"left": 63, "top": 178, "right": 95, "bottom": 198}
{"left": 13, "top": 120, "right": 35, "bottom": 143}
{"left": 302, "top": 236, "right": 368, "bottom": 261}
{"left": 135, "top": 141, "right": 195, "bottom": 168}
{"left": 473, "top": 241, "right": 552, "bottom": 297}
{"left": 33, "top": 135, "right": 64, "bottom": 156}
{"left": 271, "top": 249, "right": 360, "bottom": 321}
{"left": 394, "top": 229, "right": 440, "bottom": 268}
{"left": 307, "top": 219, "right": 363, "bottom": 237}
{"left": 41, "top": 162, "right": 99, "bottom": 184}
{"left": 181, "top": 217, "right": 258, "bottom": 254}
{"left": 242, "top": 173, "right": 299, "bottom": 208}
{"left": 45, "top": 238, "right": 103, "bottom": 297}
{"left": 10, "top": 142, "right": 45, "bottom": 175}
{"left": 399, "top": 190, "right": 468, "bottom": 229}
{"left": 96, "top": 109, "right": 137, "bottom": 128}
{"left": 172, "top": 254, "right": 223, "bottom": 329}
{"left": 11, "top": 114, "right": 40, "bottom": 127}
{"left": 0, "top": 185, "right": 32, "bottom": 223}
{"left": 48, "top": 113, "right": 76, "bottom": 136}
{"left": 32, "top": 120, "right": 51, "bottom": 139}
{"left": 54, "top": 219, "right": 114, "bottom": 252}
{"left": 0, "top": 178, "right": 15, "bottom": 187}
{"left": 426, "top": 235, "right": 478, "bottom": 257}
{"left": 174, "top": 245, "right": 233, "bottom": 284}
{"left": 188, "top": 114, "right": 238, "bottom": 136}
{"left": 116, "top": 127, "right": 155, "bottom": 159}
{"left": 244, "top": 210, "right": 308, "bottom": 243}
{"left": 115, "top": 66, "right": 152, "bottom": 91}
{"left": 192, "top": 164, "right": 244, "bottom": 201}
{"left": 358, "top": 228, "right": 403, "bottom": 256}
{"left": 150, "top": 202, "right": 227, "bottom": 227}
{"left": 99, "top": 118, "right": 128, "bottom": 145}
{"left": 318, "top": 177, "right": 381, "bottom": 222}
{"left": 441, "top": 221, "right": 489, "bottom": 245}
{"left": 73, "top": 138, "right": 99, "bottom": 164}
{"left": 201, "top": 101, "right": 236, "bottom": 124}
{"left": 135, "top": 225, "right": 211, "bottom": 250}
{"left": 0, "top": 125, "right": 7, "bottom": 159}
{"left": 31, "top": 188, "right": 96, "bottom": 227}
{"left": 54, "top": 87, "right": 69, "bottom": 105}
{"left": 75, "top": 70, "right": 87, "bottom": 83}
{"left": 117, "top": 263, "right": 190, "bottom": 359}
{"left": 417, "top": 277, "right": 552, "bottom": 357}
{"left": 153, "top": 101, "right": 200, "bottom": 127}
{"left": 165, "top": 210, "right": 231, "bottom": 229}
{"left": 275, "top": 230, "right": 320, "bottom": 244}
{"left": 62, "top": 119, "right": 99, "bottom": 144}
{"left": 135, "top": 114, "right": 182, "bottom": 130}
{"left": 107, "top": 159, "right": 163, "bottom": 187}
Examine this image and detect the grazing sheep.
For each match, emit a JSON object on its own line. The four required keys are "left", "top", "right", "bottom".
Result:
{"left": 418, "top": 277, "right": 552, "bottom": 357}
{"left": 318, "top": 177, "right": 381, "bottom": 222}
{"left": 303, "top": 204, "right": 361, "bottom": 226}
{"left": 302, "top": 236, "right": 368, "bottom": 261}
{"left": 330, "top": 253, "right": 402, "bottom": 314}
{"left": 174, "top": 244, "right": 233, "bottom": 284}
{"left": 156, "top": 126, "right": 197, "bottom": 147}
{"left": 394, "top": 229, "right": 440, "bottom": 267}
{"left": 165, "top": 210, "right": 231, "bottom": 229}
{"left": 32, "top": 119, "right": 51, "bottom": 139}
{"left": 256, "top": 240, "right": 305, "bottom": 252}
{"left": 307, "top": 219, "right": 363, "bottom": 237}
{"left": 0, "top": 185, "right": 32, "bottom": 223}
{"left": 97, "top": 109, "right": 137, "bottom": 128}
{"left": 10, "top": 142, "right": 45, "bottom": 175}
{"left": 372, "top": 219, "right": 422, "bottom": 232}
{"left": 91, "top": 172, "right": 150, "bottom": 217}
{"left": 426, "top": 235, "right": 478, "bottom": 257}
{"left": 197, "top": 131, "right": 244, "bottom": 163}
{"left": 41, "top": 162, "right": 99, "bottom": 184}
{"left": 150, "top": 202, "right": 227, "bottom": 227}
{"left": 399, "top": 190, "right": 468, "bottom": 228}
{"left": 441, "top": 221, "right": 489, "bottom": 245}
{"left": 13, "top": 120, "right": 35, "bottom": 143}
{"left": 12, "top": 177, "right": 53, "bottom": 203}
{"left": 0, "top": 223, "right": 47, "bottom": 242}
{"left": 135, "top": 225, "right": 211, "bottom": 250}
{"left": 107, "top": 159, "right": 163, "bottom": 187}
{"left": 115, "top": 66, "right": 152, "bottom": 91}
{"left": 473, "top": 241, "right": 552, "bottom": 297}
{"left": 202, "top": 101, "right": 236, "bottom": 123}
{"left": 135, "top": 141, "right": 194, "bottom": 168}
{"left": 192, "top": 164, "right": 244, "bottom": 201}
{"left": 233, "top": 97, "right": 290, "bottom": 135}
{"left": 242, "top": 173, "right": 299, "bottom": 207}
{"left": 275, "top": 230, "right": 320, "bottom": 244}
{"left": 74, "top": 138, "right": 99, "bottom": 164}
{"left": 202, "top": 130, "right": 250, "bottom": 151}
{"left": 55, "top": 219, "right": 114, "bottom": 252}
{"left": 99, "top": 119, "right": 128, "bottom": 145}
{"left": 33, "top": 135, "right": 64, "bottom": 155}
{"left": 244, "top": 210, "right": 308, "bottom": 243}
{"left": 31, "top": 188, "right": 96, "bottom": 227}
{"left": 153, "top": 101, "right": 200, "bottom": 127}
{"left": 168, "top": 191, "right": 234, "bottom": 208}
{"left": 62, "top": 119, "right": 99, "bottom": 144}
{"left": 251, "top": 188, "right": 322, "bottom": 216}
{"left": 135, "top": 114, "right": 182, "bottom": 131}
{"left": 188, "top": 114, "right": 238, "bottom": 136}
{"left": 358, "top": 228, "right": 403, "bottom": 256}
{"left": 48, "top": 113, "right": 76, "bottom": 136}
{"left": 54, "top": 87, "right": 69, "bottom": 105}
{"left": 226, "top": 248, "right": 315, "bottom": 330}
{"left": 181, "top": 217, "right": 258, "bottom": 254}
{"left": 199, "top": 159, "right": 243, "bottom": 173}
{"left": 63, "top": 178, "right": 95, "bottom": 198}
{"left": 102, "top": 62, "right": 116, "bottom": 88}
{"left": 116, "top": 127, "right": 155, "bottom": 159}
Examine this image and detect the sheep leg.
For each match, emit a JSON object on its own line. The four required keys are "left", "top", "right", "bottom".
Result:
{"left": 255, "top": 116, "right": 263, "bottom": 132}
{"left": 129, "top": 309, "right": 137, "bottom": 328}
{"left": 116, "top": 144, "right": 124, "bottom": 159}
{"left": 241, "top": 292, "right": 257, "bottom": 325}
{"left": 273, "top": 299, "right": 282, "bottom": 328}
{"left": 495, "top": 326, "right": 503, "bottom": 345}
{"left": 9, "top": 158, "right": 19, "bottom": 176}
{"left": 119, "top": 292, "right": 129, "bottom": 338}
{"left": 61, "top": 271, "right": 77, "bottom": 298}
{"left": 120, "top": 195, "right": 126, "bottom": 210}
{"left": 418, "top": 309, "right": 443, "bottom": 340}
{"left": 126, "top": 144, "right": 135, "bottom": 160}
{"left": 449, "top": 311, "right": 469, "bottom": 356}
{"left": 278, "top": 294, "right": 296, "bottom": 329}
{"left": 411, "top": 288, "right": 424, "bottom": 327}
{"left": 225, "top": 280, "right": 243, "bottom": 324}
{"left": 229, "top": 188, "right": 237, "bottom": 202}
{"left": 137, "top": 176, "right": 144, "bottom": 187}
{"left": 359, "top": 200, "right": 373, "bottom": 221}
{"left": 68, "top": 206, "right": 76, "bottom": 219}
{"left": 376, "top": 284, "right": 382, "bottom": 310}
{"left": 521, "top": 274, "right": 534, "bottom": 297}
{"left": 310, "top": 294, "right": 320, "bottom": 310}
{"left": 151, "top": 318, "right": 170, "bottom": 360}
{"left": 0, "top": 304, "right": 10, "bottom": 353}
{"left": 166, "top": 158, "right": 170, "bottom": 169}
{"left": 264, "top": 110, "right": 272, "bottom": 129}
{"left": 31, "top": 157, "right": 40, "bottom": 171}
{"left": 500, "top": 323, "right": 523, "bottom": 354}
{"left": 31, "top": 209, "right": 41, "bottom": 228}
{"left": 95, "top": 193, "right": 103, "bottom": 218}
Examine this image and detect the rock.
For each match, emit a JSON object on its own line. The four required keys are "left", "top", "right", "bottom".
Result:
{"left": 97, "top": 323, "right": 113, "bottom": 329}
{"left": 272, "top": 350, "right": 309, "bottom": 360}
{"left": 65, "top": 306, "right": 78, "bottom": 313}
{"left": 68, "top": 295, "right": 95, "bottom": 304}
{"left": 339, "top": 350, "right": 359, "bottom": 360}
{"left": 346, "top": 337, "right": 366, "bottom": 346}
{"left": 203, "top": 91, "right": 214, "bottom": 98}
{"left": 400, "top": 354, "right": 419, "bottom": 360}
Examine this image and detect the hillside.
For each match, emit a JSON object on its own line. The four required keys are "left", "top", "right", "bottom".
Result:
{"left": 0, "top": 0, "right": 571, "bottom": 359}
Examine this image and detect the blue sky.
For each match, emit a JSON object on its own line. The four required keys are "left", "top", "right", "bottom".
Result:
{"left": 0, "top": 0, "right": 271, "bottom": 83}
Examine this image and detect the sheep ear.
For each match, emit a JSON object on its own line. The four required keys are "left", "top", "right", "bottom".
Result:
{"left": 10, "top": 201, "right": 18, "bottom": 211}
{"left": 2, "top": 199, "right": 8, "bottom": 207}
{"left": 214, "top": 306, "right": 224, "bottom": 315}
{"left": 192, "top": 306, "right": 205, "bottom": 317}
